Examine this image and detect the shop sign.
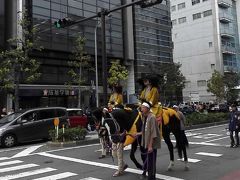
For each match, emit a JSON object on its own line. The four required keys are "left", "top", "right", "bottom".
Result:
{"left": 43, "top": 89, "right": 75, "bottom": 96}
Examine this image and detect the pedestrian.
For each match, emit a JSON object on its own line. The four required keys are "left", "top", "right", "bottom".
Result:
{"left": 140, "top": 101, "right": 161, "bottom": 180}
{"left": 228, "top": 104, "right": 239, "bottom": 148}
{"left": 1, "top": 108, "right": 7, "bottom": 118}
{"left": 172, "top": 105, "right": 189, "bottom": 148}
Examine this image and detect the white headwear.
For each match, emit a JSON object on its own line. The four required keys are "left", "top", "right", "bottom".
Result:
{"left": 142, "top": 102, "right": 151, "bottom": 109}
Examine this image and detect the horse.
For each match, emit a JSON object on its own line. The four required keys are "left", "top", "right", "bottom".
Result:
{"left": 160, "top": 107, "right": 189, "bottom": 171}
{"left": 92, "top": 107, "right": 144, "bottom": 170}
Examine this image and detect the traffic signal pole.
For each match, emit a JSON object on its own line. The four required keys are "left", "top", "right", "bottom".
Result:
{"left": 55, "top": 0, "right": 162, "bottom": 106}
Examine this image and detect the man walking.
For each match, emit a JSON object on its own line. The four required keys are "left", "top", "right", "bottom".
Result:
{"left": 228, "top": 104, "right": 239, "bottom": 148}
{"left": 140, "top": 101, "right": 161, "bottom": 180}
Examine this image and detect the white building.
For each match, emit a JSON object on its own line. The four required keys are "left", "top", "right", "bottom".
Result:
{"left": 171, "top": 0, "right": 240, "bottom": 103}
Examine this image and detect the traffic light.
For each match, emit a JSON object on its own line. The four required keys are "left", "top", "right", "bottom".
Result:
{"left": 140, "top": 0, "right": 163, "bottom": 8}
{"left": 54, "top": 18, "right": 72, "bottom": 28}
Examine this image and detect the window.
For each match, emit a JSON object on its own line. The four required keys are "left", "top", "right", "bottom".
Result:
{"left": 178, "top": 17, "right": 186, "bottom": 24}
{"left": 209, "top": 42, "right": 213, "bottom": 47}
{"left": 171, "top": 5, "right": 176, "bottom": 12}
{"left": 203, "top": 0, "right": 208, "bottom": 1}
{"left": 172, "top": 19, "right": 177, "bottom": 25}
{"left": 203, "top": 10, "right": 212, "bottom": 17}
{"left": 178, "top": 2, "right": 185, "bottom": 10}
{"left": 192, "top": 0, "right": 200, "bottom": 5}
{"left": 38, "top": 110, "right": 55, "bottom": 120}
{"left": 197, "top": 80, "right": 207, "bottom": 87}
{"left": 193, "top": 13, "right": 201, "bottom": 20}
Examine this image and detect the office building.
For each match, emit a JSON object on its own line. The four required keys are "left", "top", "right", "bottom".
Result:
{"left": 0, "top": 0, "right": 172, "bottom": 109}
{"left": 171, "top": 0, "right": 240, "bottom": 102}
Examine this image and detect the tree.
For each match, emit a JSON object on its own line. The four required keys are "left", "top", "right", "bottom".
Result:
{"left": 68, "top": 36, "right": 91, "bottom": 108}
{"left": 108, "top": 59, "right": 128, "bottom": 87}
{"left": 207, "top": 70, "right": 240, "bottom": 103}
{"left": 149, "top": 62, "right": 186, "bottom": 104}
{"left": 207, "top": 70, "right": 225, "bottom": 103}
{"left": 223, "top": 71, "right": 240, "bottom": 103}
{"left": 0, "top": 11, "right": 42, "bottom": 111}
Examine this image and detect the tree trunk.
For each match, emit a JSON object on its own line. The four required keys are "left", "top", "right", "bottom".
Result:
{"left": 14, "top": 71, "right": 20, "bottom": 111}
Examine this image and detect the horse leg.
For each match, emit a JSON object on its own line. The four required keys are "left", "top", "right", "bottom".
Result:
{"left": 162, "top": 127, "right": 174, "bottom": 171}
{"left": 130, "top": 140, "right": 142, "bottom": 169}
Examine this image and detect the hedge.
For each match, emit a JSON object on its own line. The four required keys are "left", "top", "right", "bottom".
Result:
{"left": 49, "top": 127, "right": 88, "bottom": 142}
{"left": 185, "top": 112, "right": 228, "bottom": 126}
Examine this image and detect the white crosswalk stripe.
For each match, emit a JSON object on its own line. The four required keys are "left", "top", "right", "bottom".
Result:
{"left": 0, "top": 167, "right": 56, "bottom": 180}
{"left": 80, "top": 178, "right": 102, "bottom": 180}
{"left": 32, "top": 172, "right": 78, "bottom": 180}
{"left": 0, "top": 160, "right": 23, "bottom": 167}
{"left": 0, "top": 164, "right": 39, "bottom": 173}
{"left": 178, "top": 158, "right": 201, "bottom": 163}
{"left": 195, "top": 152, "right": 223, "bottom": 157}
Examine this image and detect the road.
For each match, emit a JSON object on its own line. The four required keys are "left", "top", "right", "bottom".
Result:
{"left": 0, "top": 124, "right": 239, "bottom": 180}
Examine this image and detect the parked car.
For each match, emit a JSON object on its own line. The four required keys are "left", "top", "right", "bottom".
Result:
{"left": 0, "top": 107, "right": 69, "bottom": 148}
{"left": 67, "top": 108, "right": 88, "bottom": 128}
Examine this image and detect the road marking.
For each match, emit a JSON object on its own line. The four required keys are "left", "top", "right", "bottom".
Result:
{"left": 38, "top": 152, "right": 184, "bottom": 180}
{"left": 0, "top": 160, "right": 23, "bottom": 167}
{"left": 178, "top": 158, "right": 201, "bottom": 163}
{"left": 12, "top": 145, "right": 43, "bottom": 158}
{"left": 185, "top": 132, "right": 202, "bottom": 137}
{"left": 80, "top": 178, "right": 102, "bottom": 180}
{"left": 0, "top": 167, "right": 56, "bottom": 180}
{"left": 0, "top": 157, "right": 10, "bottom": 161}
{"left": 204, "top": 136, "right": 229, "bottom": 143}
{"left": 195, "top": 152, "right": 222, "bottom": 157}
{"left": 193, "top": 134, "right": 221, "bottom": 139}
{"left": 0, "top": 164, "right": 39, "bottom": 173}
{"left": 32, "top": 172, "right": 78, "bottom": 180}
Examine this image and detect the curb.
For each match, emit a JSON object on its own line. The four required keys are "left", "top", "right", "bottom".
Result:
{"left": 185, "top": 121, "right": 227, "bottom": 130}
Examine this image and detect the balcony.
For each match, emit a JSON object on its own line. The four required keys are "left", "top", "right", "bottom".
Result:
{"left": 218, "top": 0, "right": 231, "bottom": 8}
{"left": 220, "top": 28, "right": 234, "bottom": 38}
{"left": 221, "top": 45, "right": 236, "bottom": 54}
{"left": 219, "top": 12, "right": 231, "bottom": 23}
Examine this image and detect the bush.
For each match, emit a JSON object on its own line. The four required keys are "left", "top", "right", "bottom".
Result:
{"left": 185, "top": 112, "right": 228, "bottom": 126}
{"left": 49, "top": 127, "right": 88, "bottom": 142}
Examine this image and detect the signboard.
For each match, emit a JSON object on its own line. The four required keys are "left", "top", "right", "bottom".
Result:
{"left": 43, "top": 89, "right": 76, "bottom": 96}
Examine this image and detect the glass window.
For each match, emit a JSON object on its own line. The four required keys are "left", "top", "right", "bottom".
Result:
{"left": 56, "top": 109, "right": 66, "bottom": 117}
{"left": 38, "top": 110, "right": 55, "bottom": 120}
{"left": 192, "top": 0, "right": 200, "bottom": 5}
{"left": 178, "top": 17, "right": 186, "bottom": 24}
{"left": 172, "top": 19, "right": 177, "bottom": 25}
{"left": 193, "top": 13, "right": 201, "bottom": 20}
{"left": 197, "top": 80, "right": 207, "bottom": 87}
{"left": 178, "top": 3, "right": 185, "bottom": 10}
{"left": 203, "top": 10, "right": 212, "bottom": 17}
{"left": 22, "top": 112, "right": 37, "bottom": 122}
{"left": 171, "top": 5, "right": 176, "bottom": 12}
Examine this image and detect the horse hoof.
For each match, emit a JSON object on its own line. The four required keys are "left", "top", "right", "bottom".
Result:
{"left": 167, "top": 167, "right": 172, "bottom": 171}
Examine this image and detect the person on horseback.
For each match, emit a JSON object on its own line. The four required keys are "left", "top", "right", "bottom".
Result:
{"left": 139, "top": 75, "right": 160, "bottom": 115}
{"left": 108, "top": 84, "right": 123, "bottom": 111}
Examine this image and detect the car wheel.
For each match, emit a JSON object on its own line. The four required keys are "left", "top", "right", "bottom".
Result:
{"left": 2, "top": 134, "right": 16, "bottom": 148}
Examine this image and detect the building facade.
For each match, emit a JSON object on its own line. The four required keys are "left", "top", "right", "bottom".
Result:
{"left": 171, "top": 0, "right": 240, "bottom": 103}
{"left": 0, "top": 0, "right": 172, "bottom": 109}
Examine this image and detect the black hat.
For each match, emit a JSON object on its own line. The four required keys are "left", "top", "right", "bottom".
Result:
{"left": 138, "top": 74, "right": 159, "bottom": 87}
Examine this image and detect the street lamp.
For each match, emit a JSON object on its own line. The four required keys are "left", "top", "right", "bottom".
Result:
{"left": 95, "top": 20, "right": 101, "bottom": 107}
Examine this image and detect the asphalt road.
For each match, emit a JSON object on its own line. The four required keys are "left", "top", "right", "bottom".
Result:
{"left": 0, "top": 124, "right": 239, "bottom": 180}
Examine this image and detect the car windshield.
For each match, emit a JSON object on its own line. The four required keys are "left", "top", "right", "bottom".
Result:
{"left": 0, "top": 113, "right": 22, "bottom": 124}
{"left": 68, "top": 110, "right": 83, "bottom": 116}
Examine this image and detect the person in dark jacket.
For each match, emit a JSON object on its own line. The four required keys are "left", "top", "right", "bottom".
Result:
{"left": 228, "top": 104, "right": 239, "bottom": 148}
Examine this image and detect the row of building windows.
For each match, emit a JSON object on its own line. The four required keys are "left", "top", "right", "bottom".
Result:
{"left": 171, "top": 0, "right": 209, "bottom": 12}
{"left": 172, "top": 9, "right": 212, "bottom": 25}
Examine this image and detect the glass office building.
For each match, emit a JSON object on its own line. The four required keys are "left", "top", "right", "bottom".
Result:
{"left": 133, "top": 0, "right": 173, "bottom": 93}
{"left": 1, "top": 0, "right": 173, "bottom": 109}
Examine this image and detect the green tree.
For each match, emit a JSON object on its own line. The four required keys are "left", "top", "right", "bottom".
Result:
{"left": 223, "top": 71, "right": 240, "bottom": 103}
{"left": 68, "top": 36, "right": 91, "bottom": 108}
{"left": 108, "top": 59, "right": 128, "bottom": 87}
{"left": 207, "top": 70, "right": 240, "bottom": 103}
{"left": 207, "top": 70, "right": 225, "bottom": 103}
{"left": 0, "top": 12, "right": 42, "bottom": 111}
{"left": 150, "top": 62, "right": 185, "bottom": 103}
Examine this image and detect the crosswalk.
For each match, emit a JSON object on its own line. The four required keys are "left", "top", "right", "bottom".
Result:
{"left": 0, "top": 157, "right": 76, "bottom": 180}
